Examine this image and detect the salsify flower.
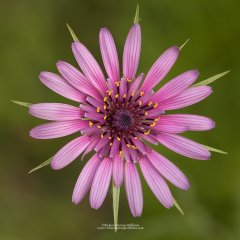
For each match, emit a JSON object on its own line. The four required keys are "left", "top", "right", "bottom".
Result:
{"left": 19, "top": 8, "right": 228, "bottom": 225}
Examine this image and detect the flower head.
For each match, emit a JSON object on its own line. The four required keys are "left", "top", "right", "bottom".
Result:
{"left": 28, "top": 19, "right": 216, "bottom": 217}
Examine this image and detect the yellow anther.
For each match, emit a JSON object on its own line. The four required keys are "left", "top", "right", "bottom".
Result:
{"left": 103, "top": 105, "right": 107, "bottom": 110}
{"left": 115, "top": 81, "right": 120, "bottom": 87}
{"left": 110, "top": 142, "right": 113, "bottom": 146}
{"left": 138, "top": 101, "right": 142, "bottom": 106}
{"left": 148, "top": 101, "right": 153, "bottom": 106}
{"left": 119, "top": 150, "right": 123, "bottom": 157}
{"left": 117, "top": 137, "right": 121, "bottom": 141}
{"left": 101, "top": 133, "right": 104, "bottom": 139}
{"left": 103, "top": 96, "right": 108, "bottom": 102}
{"left": 144, "top": 129, "right": 151, "bottom": 135}
{"left": 150, "top": 122, "right": 156, "bottom": 127}
{"left": 140, "top": 91, "right": 144, "bottom": 96}
{"left": 153, "top": 102, "right": 158, "bottom": 108}
{"left": 97, "top": 125, "right": 102, "bottom": 129}
{"left": 96, "top": 107, "right": 100, "bottom": 113}
{"left": 115, "top": 94, "right": 119, "bottom": 98}
{"left": 131, "top": 90, "right": 135, "bottom": 96}
{"left": 131, "top": 145, "right": 138, "bottom": 150}
{"left": 144, "top": 111, "right": 148, "bottom": 116}
{"left": 127, "top": 79, "right": 132, "bottom": 83}
{"left": 89, "top": 121, "right": 93, "bottom": 127}
{"left": 127, "top": 144, "right": 131, "bottom": 148}
{"left": 104, "top": 115, "right": 107, "bottom": 120}
{"left": 106, "top": 89, "right": 113, "bottom": 96}
{"left": 123, "top": 93, "right": 127, "bottom": 98}
{"left": 154, "top": 117, "right": 160, "bottom": 122}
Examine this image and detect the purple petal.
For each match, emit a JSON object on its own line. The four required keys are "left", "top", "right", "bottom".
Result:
{"left": 141, "top": 46, "right": 179, "bottom": 93}
{"left": 99, "top": 28, "right": 120, "bottom": 83}
{"left": 157, "top": 133, "right": 211, "bottom": 160}
{"left": 124, "top": 162, "right": 143, "bottom": 217}
{"left": 29, "top": 103, "right": 83, "bottom": 121}
{"left": 147, "top": 151, "right": 190, "bottom": 190}
{"left": 113, "top": 155, "right": 123, "bottom": 187}
{"left": 152, "top": 70, "right": 199, "bottom": 102}
{"left": 57, "top": 61, "right": 102, "bottom": 101}
{"left": 30, "top": 120, "right": 88, "bottom": 139}
{"left": 90, "top": 157, "right": 112, "bottom": 209}
{"left": 39, "top": 72, "right": 86, "bottom": 102}
{"left": 159, "top": 86, "right": 212, "bottom": 110}
{"left": 153, "top": 122, "right": 188, "bottom": 133}
{"left": 123, "top": 24, "right": 141, "bottom": 80}
{"left": 72, "top": 153, "right": 101, "bottom": 204}
{"left": 139, "top": 158, "right": 173, "bottom": 208}
{"left": 159, "top": 114, "right": 215, "bottom": 131}
{"left": 51, "top": 135, "right": 90, "bottom": 170}
{"left": 72, "top": 42, "right": 107, "bottom": 94}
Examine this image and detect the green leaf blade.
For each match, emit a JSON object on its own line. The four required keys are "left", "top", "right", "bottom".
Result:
{"left": 29, "top": 158, "right": 52, "bottom": 174}
{"left": 202, "top": 145, "right": 227, "bottom": 155}
{"left": 66, "top": 23, "right": 79, "bottom": 42}
{"left": 112, "top": 182, "right": 120, "bottom": 232}
{"left": 11, "top": 100, "right": 31, "bottom": 108}
{"left": 194, "top": 70, "right": 230, "bottom": 87}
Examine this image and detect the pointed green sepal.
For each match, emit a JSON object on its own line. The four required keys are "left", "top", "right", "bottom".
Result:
{"left": 112, "top": 181, "right": 120, "bottom": 232}
{"left": 173, "top": 198, "right": 184, "bottom": 215}
{"left": 202, "top": 145, "right": 227, "bottom": 155}
{"left": 66, "top": 23, "right": 79, "bottom": 42}
{"left": 11, "top": 100, "right": 31, "bottom": 108}
{"left": 28, "top": 158, "right": 52, "bottom": 174}
{"left": 179, "top": 38, "right": 190, "bottom": 50}
{"left": 134, "top": 4, "right": 140, "bottom": 24}
{"left": 193, "top": 70, "right": 230, "bottom": 87}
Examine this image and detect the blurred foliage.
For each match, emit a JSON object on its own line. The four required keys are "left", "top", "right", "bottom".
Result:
{"left": 0, "top": 0, "right": 239, "bottom": 239}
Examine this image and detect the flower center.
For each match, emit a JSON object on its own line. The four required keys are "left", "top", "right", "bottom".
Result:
{"left": 116, "top": 110, "right": 134, "bottom": 131}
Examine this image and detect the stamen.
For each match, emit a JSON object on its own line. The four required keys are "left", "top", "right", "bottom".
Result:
{"left": 148, "top": 101, "right": 153, "bottom": 106}
{"left": 138, "top": 101, "right": 142, "bottom": 106}
{"left": 110, "top": 142, "right": 113, "bottom": 146}
{"left": 101, "top": 133, "right": 104, "bottom": 138}
{"left": 115, "top": 81, "right": 120, "bottom": 87}
{"left": 104, "top": 115, "right": 107, "bottom": 120}
{"left": 144, "top": 111, "right": 148, "bottom": 116}
{"left": 103, "top": 105, "right": 107, "bottom": 110}
{"left": 127, "top": 79, "right": 132, "bottom": 83}
{"left": 119, "top": 150, "right": 123, "bottom": 157}
{"left": 103, "top": 96, "right": 108, "bottom": 102}
{"left": 106, "top": 89, "right": 113, "bottom": 96}
{"left": 131, "top": 145, "right": 137, "bottom": 150}
{"left": 153, "top": 102, "right": 158, "bottom": 108}
{"left": 127, "top": 144, "right": 131, "bottom": 148}
{"left": 115, "top": 94, "right": 119, "bottom": 98}
{"left": 131, "top": 90, "right": 135, "bottom": 96}
{"left": 97, "top": 125, "right": 102, "bottom": 129}
{"left": 89, "top": 121, "right": 93, "bottom": 127}
{"left": 150, "top": 122, "right": 156, "bottom": 127}
{"left": 123, "top": 93, "right": 127, "bottom": 98}
{"left": 144, "top": 129, "right": 151, "bottom": 135}
{"left": 117, "top": 137, "right": 121, "bottom": 141}
{"left": 96, "top": 107, "right": 100, "bottom": 112}
{"left": 140, "top": 91, "right": 144, "bottom": 96}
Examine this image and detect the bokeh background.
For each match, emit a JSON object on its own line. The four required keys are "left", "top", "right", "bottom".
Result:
{"left": 1, "top": 0, "right": 240, "bottom": 239}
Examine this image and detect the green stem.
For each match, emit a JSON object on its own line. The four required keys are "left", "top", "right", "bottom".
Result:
{"left": 112, "top": 181, "right": 120, "bottom": 232}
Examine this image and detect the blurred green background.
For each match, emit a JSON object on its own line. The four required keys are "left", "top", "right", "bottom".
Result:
{"left": 1, "top": 0, "right": 239, "bottom": 239}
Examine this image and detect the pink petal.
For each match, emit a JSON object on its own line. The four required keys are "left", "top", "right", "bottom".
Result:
{"left": 90, "top": 157, "right": 112, "bottom": 209}
{"left": 131, "top": 138, "right": 150, "bottom": 155}
{"left": 159, "top": 114, "right": 215, "bottom": 131}
{"left": 30, "top": 120, "right": 88, "bottom": 139}
{"left": 152, "top": 70, "right": 199, "bottom": 102}
{"left": 57, "top": 61, "right": 102, "bottom": 101}
{"left": 147, "top": 151, "right": 190, "bottom": 190}
{"left": 99, "top": 28, "right": 120, "bottom": 83}
{"left": 39, "top": 72, "right": 86, "bottom": 102}
{"left": 123, "top": 24, "right": 141, "bottom": 80}
{"left": 127, "top": 73, "right": 144, "bottom": 99}
{"left": 109, "top": 137, "right": 120, "bottom": 157}
{"left": 72, "top": 153, "right": 101, "bottom": 204}
{"left": 72, "top": 42, "right": 107, "bottom": 94}
{"left": 51, "top": 135, "right": 90, "bottom": 170}
{"left": 141, "top": 46, "right": 179, "bottom": 93}
{"left": 159, "top": 86, "right": 212, "bottom": 110}
{"left": 157, "top": 133, "right": 211, "bottom": 160}
{"left": 29, "top": 103, "right": 83, "bottom": 121}
{"left": 112, "top": 155, "right": 123, "bottom": 187}
{"left": 124, "top": 162, "right": 143, "bottom": 217}
{"left": 139, "top": 158, "right": 173, "bottom": 208}
{"left": 153, "top": 122, "right": 188, "bottom": 133}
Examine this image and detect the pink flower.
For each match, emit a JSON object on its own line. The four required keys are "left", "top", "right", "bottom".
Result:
{"left": 29, "top": 22, "right": 215, "bottom": 217}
